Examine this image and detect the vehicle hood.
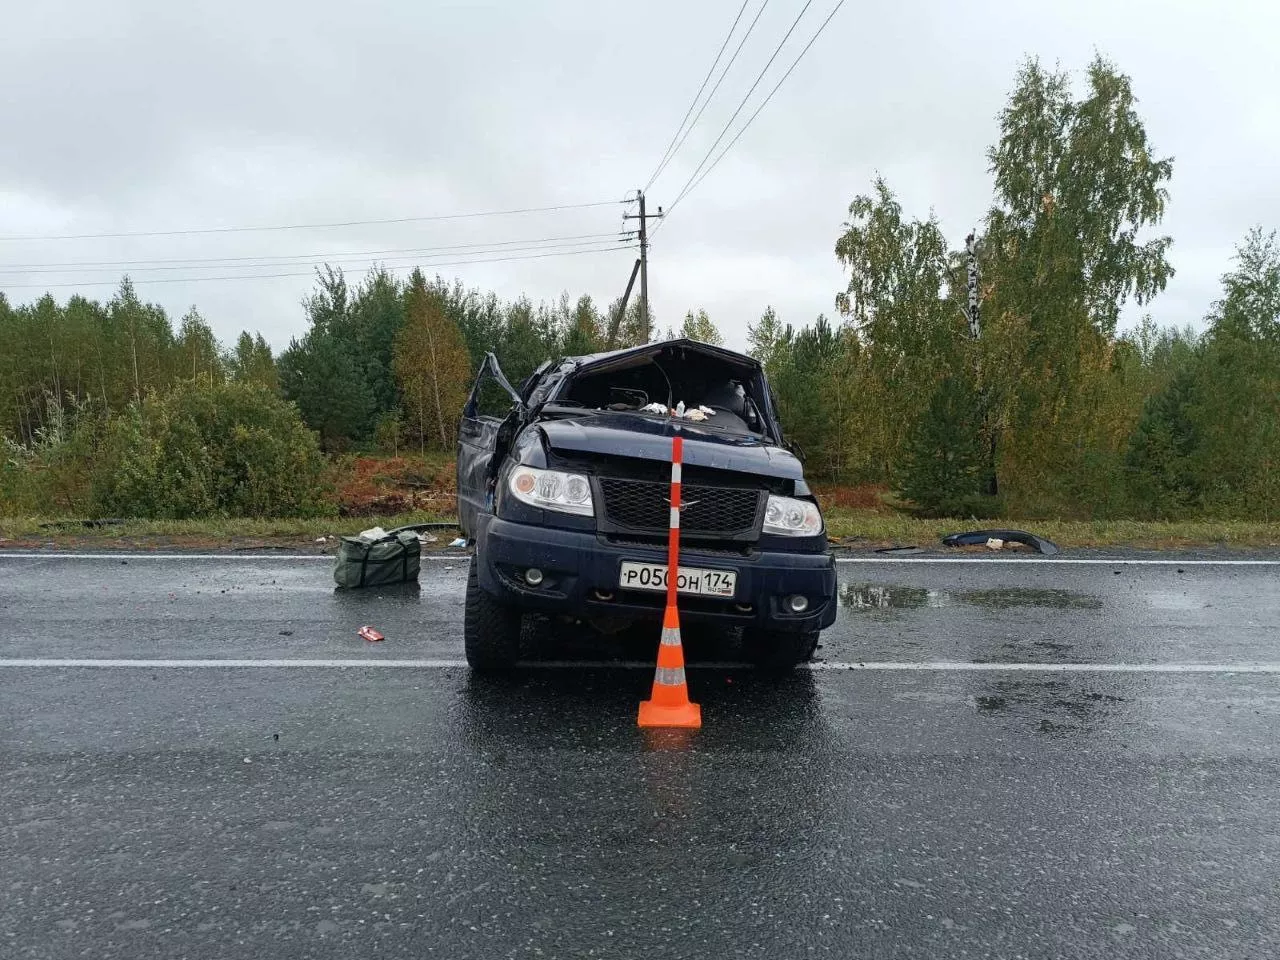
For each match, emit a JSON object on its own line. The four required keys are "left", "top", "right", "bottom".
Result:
{"left": 535, "top": 413, "right": 803, "bottom": 480}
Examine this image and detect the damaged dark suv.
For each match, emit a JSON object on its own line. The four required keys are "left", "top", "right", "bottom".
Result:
{"left": 456, "top": 338, "right": 837, "bottom": 670}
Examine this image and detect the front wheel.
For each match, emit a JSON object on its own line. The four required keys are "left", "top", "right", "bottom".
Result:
{"left": 464, "top": 556, "right": 522, "bottom": 670}
{"left": 743, "top": 628, "right": 819, "bottom": 674}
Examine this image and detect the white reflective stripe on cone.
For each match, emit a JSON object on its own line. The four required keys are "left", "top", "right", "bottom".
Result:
{"left": 660, "top": 626, "right": 682, "bottom": 646}
{"left": 654, "top": 666, "right": 686, "bottom": 686}
{"left": 669, "top": 506, "right": 680, "bottom": 529}
{"left": 671, "top": 463, "right": 682, "bottom": 483}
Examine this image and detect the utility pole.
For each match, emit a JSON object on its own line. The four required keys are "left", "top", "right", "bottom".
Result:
{"left": 604, "top": 258, "right": 641, "bottom": 349}
{"left": 623, "top": 190, "right": 662, "bottom": 342}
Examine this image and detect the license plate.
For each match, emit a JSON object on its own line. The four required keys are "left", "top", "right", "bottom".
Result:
{"left": 618, "top": 561, "right": 737, "bottom": 598}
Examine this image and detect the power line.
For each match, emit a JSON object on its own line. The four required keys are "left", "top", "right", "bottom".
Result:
{"left": 643, "top": 0, "right": 751, "bottom": 192}
{"left": 0, "top": 200, "right": 623, "bottom": 242}
{"left": 645, "top": 0, "right": 771, "bottom": 193}
{"left": 0, "top": 244, "right": 638, "bottom": 290}
{"left": 657, "top": 0, "right": 819, "bottom": 230}
{"left": 0, "top": 239, "right": 626, "bottom": 279}
{"left": 677, "top": 0, "right": 847, "bottom": 208}
{"left": 0, "top": 233, "right": 624, "bottom": 274}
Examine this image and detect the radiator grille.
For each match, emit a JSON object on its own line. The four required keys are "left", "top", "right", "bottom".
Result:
{"left": 597, "top": 477, "right": 761, "bottom": 536}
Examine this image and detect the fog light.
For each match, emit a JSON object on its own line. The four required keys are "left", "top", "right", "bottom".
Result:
{"left": 524, "top": 568, "right": 544, "bottom": 587}
{"left": 787, "top": 594, "right": 809, "bottom": 613}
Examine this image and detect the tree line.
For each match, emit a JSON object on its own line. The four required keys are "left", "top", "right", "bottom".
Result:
{"left": 2, "top": 54, "right": 1277, "bottom": 520}
{"left": 0, "top": 256, "right": 725, "bottom": 516}
{"left": 754, "top": 56, "right": 1280, "bottom": 521}
{"left": 274, "top": 266, "right": 659, "bottom": 454}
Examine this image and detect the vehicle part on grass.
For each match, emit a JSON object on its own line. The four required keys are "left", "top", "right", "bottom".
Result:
{"left": 986, "top": 538, "right": 1004, "bottom": 551}
{"left": 876, "top": 545, "right": 925, "bottom": 555}
{"left": 942, "top": 528, "right": 1061, "bottom": 556}
{"left": 358, "top": 626, "right": 384, "bottom": 643}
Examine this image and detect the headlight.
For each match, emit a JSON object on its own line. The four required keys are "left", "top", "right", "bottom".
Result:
{"left": 507, "top": 466, "right": 594, "bottom": 516}
{"left": 763, "top": 495, "right": 823, "bottom": 536}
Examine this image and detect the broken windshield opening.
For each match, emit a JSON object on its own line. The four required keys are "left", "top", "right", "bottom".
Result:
{"left": 554, "top": 348, "right": 769, "bottom": 436}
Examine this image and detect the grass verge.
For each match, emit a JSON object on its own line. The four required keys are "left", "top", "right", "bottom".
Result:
{"left": 0, "top": 511, "right": 456, "bottom": 550}
{"left": 823, "top": 509, "right": 1280, "bottom": 550}
{"left": 3, "top": 510, "right": 1280, "bottom": 552}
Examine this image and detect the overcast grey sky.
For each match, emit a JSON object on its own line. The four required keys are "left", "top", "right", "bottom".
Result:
{"left": 2, "top": 0, "right": 1277, "bottom": 352}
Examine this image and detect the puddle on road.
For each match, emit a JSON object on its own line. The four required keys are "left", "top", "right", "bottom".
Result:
{"left": 962, "top": 588, "right": 1103, "bottom": 610}
{"left": 841, "top": 583, "right": 1103, "bottom": 611}
{"left": 841, "top": 585, "right": 936, "bottom": 609}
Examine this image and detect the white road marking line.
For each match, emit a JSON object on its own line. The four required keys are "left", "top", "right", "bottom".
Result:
{"left": 834, "top": 557, "right": 1280, "bottom": 565}
{"left": 1, "top": 553, "right": 336, "bottom": 560}
{"left": 805, "top": 661, "right": 1280, "bottom": 673}
{"left": 2, "top": 657, "right": 1279, "bottom": 674}
{"left": 0, "top": 552, "right": 1277, "bottom": 566}
{"left": 0, "top": 658, "right": 471, "bottom": 668}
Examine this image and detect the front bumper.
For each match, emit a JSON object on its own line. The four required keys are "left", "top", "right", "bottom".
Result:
{"left": 474, "top": 517, "right": 837, "bottom": 633}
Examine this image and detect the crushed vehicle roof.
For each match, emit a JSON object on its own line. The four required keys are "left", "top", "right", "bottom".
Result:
{"left": 564, "top": 338, "right": 762, "bottom": 374}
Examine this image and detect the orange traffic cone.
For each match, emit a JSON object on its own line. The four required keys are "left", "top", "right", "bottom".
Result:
{"left": 637, "top": 604, "right": 702, "bottom": 728}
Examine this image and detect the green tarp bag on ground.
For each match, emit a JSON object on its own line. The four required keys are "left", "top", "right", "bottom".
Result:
{"left": 333, "top": 529, "right": 422, "bottom": 588}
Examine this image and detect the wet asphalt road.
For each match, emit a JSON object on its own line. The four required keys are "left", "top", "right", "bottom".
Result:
{"left": 2, "top": 552, "right": 1280, "bottom": 959}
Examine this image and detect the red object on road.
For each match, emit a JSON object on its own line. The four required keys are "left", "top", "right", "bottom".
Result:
{"left": 358, "top": 625, "right": 384, "bottom": 643}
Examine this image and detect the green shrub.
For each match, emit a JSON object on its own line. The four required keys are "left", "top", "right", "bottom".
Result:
{"left": 93, "top": 380, "right": 333, "bottom": 518}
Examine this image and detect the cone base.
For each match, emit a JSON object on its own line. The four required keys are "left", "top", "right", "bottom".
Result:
{"left": 637, "top": 699, "right": 702, "bottom": 729}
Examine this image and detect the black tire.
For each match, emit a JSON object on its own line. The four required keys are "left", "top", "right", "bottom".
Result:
{"left": 464, "top": 556, "right": 522, "bottom": 671}
{"left": 743, "top": 628, "right": 819, "bottom": 674}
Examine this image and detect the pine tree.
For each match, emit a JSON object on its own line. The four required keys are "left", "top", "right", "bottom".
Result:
{"left": 897, "top": 375, "right": 986, "bottom": 516}
{"left": 679, "top": 308, "right": 723, "bottom": 345}
{"left": 278, "top": 331, "right": 373, "bottom": 451}
{"left": 562, "top": 294, "right": 603, "bottom": 355}
{"left": 175, "top": 308, "right": 224, "bottom": 386}
{"left": 747, "top": 306, "right": 784, "bottom": 373}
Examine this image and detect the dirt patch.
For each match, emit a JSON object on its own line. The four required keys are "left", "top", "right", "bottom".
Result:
{"left": 812, "top": 484, "right": 889, "bottom": 511}
{"left": 332, "top": 456, "right": 457, "bottom": 516}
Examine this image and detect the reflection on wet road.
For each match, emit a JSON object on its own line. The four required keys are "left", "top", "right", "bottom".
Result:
{"left": 2, "top": 554, "right": 1279, "bottom": 959}
{"left": 829, "top": 561, "right": 1278, "bottom": 667}
{"left": 842, "top": 582, "right": 1104, "bottom": 609}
